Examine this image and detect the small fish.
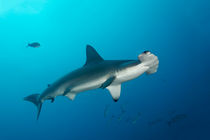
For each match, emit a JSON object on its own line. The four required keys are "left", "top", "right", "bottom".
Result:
{"left": 167, "top": 114, "right": 187, "bottom": 126}
{"left": 148, "top": 118, "right": 163, "bottom": 126}
{"left": 117, "top": 112, "right": 125, "bottom": 121}
{"left": 120, "top": 104, "right": 126, "bottom": 114}
{"left": 27, "top": 42, "right": 40, "bottom": 48}
{"left": 168, "top": 110, "right": 177, "bottom": 116}
{"left": 125, "top": 117, "right": 131, "bottom": 123}
{"left": 104, "top": 104, "right": 110, "bottom": 118}
{"left": 117, "top": 116, "right": 123, "bottom": 121}
{"left": 131, "top": 112, "right": 141, "bottom": 124}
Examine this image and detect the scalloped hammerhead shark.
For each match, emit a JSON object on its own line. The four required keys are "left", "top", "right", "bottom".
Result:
{"left": 24, "top": 45, "right": 159, "bottom": 120}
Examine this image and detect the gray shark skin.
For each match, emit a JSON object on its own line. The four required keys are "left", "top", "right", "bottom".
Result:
{"left": 24, "top": 45, "right": 159, "bottom": 120}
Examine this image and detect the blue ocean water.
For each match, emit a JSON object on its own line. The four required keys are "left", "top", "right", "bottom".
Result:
{"left": 0, "top": 0, "right": 209, "bottom": 139}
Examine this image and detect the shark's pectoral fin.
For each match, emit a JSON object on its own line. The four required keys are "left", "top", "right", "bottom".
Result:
{"left": 106, "top": 84, "right": 121, "bottom": 102}
{"left": 101, "top": 76, "right": 115, "bottom": 89}
{"left": 51, "top": 98, "right": 55, "bottom": 103}
{"left": 65, "top": 93, "right": 76, "bottom": 101}
{"left": 63, "top": 88, "right": 71, "bottom": 96}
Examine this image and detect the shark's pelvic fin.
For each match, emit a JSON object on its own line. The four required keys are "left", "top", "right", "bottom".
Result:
{"left": 63, "top": 88, "right": 77, "bottom": 101}
{"left": 65, "top": 93, "right": 76, "bottom": 100}
{"left": 84, "top": 45, "right": 104, "bottom": 66}
{"left": 101, "top": 76, "right": 116, "bottom": 89}
{"left": 106, "top": 84, "right": 121, "bottom": 102}
{"left": 24, "top": 94, "right": 42, "bottom": 120}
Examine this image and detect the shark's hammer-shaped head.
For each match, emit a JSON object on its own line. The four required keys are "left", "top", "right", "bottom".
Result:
{"left": 138, "top": 51, "right": 159, "bottom": 74}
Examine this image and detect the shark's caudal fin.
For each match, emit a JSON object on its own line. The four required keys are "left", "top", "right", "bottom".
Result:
{"left": 138, "top": 51, "right": 159, "bottom": 74}
{"left": 24, "top": 94, "right": 42, "bottom": 120}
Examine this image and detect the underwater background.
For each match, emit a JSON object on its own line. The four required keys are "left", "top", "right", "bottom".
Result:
{"left": 0, "top": 0, "right": 209, "bottom": 139}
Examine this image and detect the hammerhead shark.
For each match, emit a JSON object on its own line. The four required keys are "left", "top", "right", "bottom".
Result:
{"left": 24, "top": 45, "right": 159, "bottom": 120}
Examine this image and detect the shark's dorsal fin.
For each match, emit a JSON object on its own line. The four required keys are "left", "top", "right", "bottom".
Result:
{"left": 84, "top": 45, "right": 104, "bottom": 66}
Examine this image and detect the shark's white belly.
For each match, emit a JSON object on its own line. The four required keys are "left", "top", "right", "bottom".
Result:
{"left": 114, "top": 63, "right": 149, "bottom": 84}
{"left": 70, "top": 77, "right": 107, "bottom": 93}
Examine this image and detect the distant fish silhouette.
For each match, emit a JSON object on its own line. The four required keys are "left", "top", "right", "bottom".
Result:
{"left": 168, "top": 110, "right": 177, "bottom": 116}
{"left": 104, "top": 104, "right": 110, "bottom": 118}
{"left": 125, "top": 117, "right": 132, "bottom": 123}
{"left": 117, "top": 116, "right": 123, "bottom": 121}
{"left": 148, "top": 118, "right": 163, "bottom": 126}
{"left": 111, "top": 115, "right": 115, "bottom": 119}
{"left": 167, "top": 114, "right": 187, "bottom": 126}
{"left": 124, "top": 112, "right": 141, "bottom": 124}
{"left": 115, "top": 104, "right": 127, "bottom": 121}
{"left": 27, "top": 42, "right": 40, "bottom": 48}
{"left": 120, "top": 104, "right": 126, "bottom": 114}
{"left": 107, "top": 114, "right": 116, "bottom": 123}
{"left": 131, "top": 112, "right": 141, "bottom": 124}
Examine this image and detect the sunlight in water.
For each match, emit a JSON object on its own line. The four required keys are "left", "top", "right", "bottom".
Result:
{"left": 0, "top": 0, "right": 47, "bottom": 16}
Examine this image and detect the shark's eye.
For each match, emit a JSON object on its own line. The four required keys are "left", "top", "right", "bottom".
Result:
{"left": 143, "top": 51, "right": 150, "bottom": 54}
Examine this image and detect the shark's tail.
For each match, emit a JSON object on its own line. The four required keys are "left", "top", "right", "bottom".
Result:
{"left": 138, "top": 51, "right": 159, "bottom": 74}
{"left": 24, "top": 94, "right": 42, "bottom": 120}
